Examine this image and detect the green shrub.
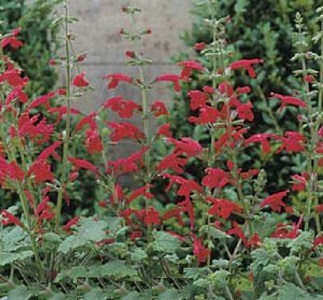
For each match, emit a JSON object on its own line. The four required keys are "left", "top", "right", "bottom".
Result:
{"left": 0, "top": 0, "right": 61, "bottom": 97}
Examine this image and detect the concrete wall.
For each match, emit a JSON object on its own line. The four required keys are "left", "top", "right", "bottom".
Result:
{"left": 55, "top": 0, "right": 194, "bottom": 114}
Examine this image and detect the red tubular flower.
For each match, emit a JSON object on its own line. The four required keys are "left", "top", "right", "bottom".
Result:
{"left": 68, "top": 157, "right": 98, "bottom": 172}
{"left": 28, "top": 159, "right": 54, "bottom": 183}
{"left": 104, "top": 97, "right": 139, "bottom": 118}
{"left": 0, "top": 210, "right": 23, "bottom": 227}
{"left": 207, "top": 197, "right": 242, "bottom": 219}
{"left": 178, "top": 60, "right": 204, "bottom": 80}
{"left": 227, "top": 221, "right": 248, "bottom": 246}
{"left": 178, "top": 198, "right": 195, "bottom": 230}
{"left": 107, "top": 122, "right": 144, "bottom": 142}
{"left": 2, "top": 28, "right": 23, "bottom": 49}
{"left": 291, "top": 173, "right": 308, "bottom": 192}
{"left": 218, "top": 81, "right": 234, "bottom": 96}
{"left": 244, "top": 133, "right": 272, "bottom": 153}
{"left": 103, "top": 73, "right": 133, "bottom": 89}
{"left": 107, "top": 147, "right": 147, "bottom": 176}
{"left": 72, "top": 72, "right": 89, "bottom": 87}
{"left": 260, "top": 191, "right": 288, "bottom": 212}
{"left": 157, "top": 153, "right": 188, "bottom": 174}
{"left": 75, "top": 112, "right": 97, "bottom": 131}
{"left": 314, "top": 235, "right": 323, "bottom": 247}
{"left": 0, "top": 69, "right": 27, "bottom": 87}
{"left": 63, "top": 216, "right": 80, "bottom": 233}
{"left": 270, "top": 92, "right": 306, "bottom": 111}
{"left": 126, "top": 185, "right": 153, "bottom": 204}
{"left": 156, "top": 123, "right": 172, "bottom": 138}
{"left": 188, "top": 106, "right": 221, "bottom": 124}
{"left": 27, "top": 92, "right": 56, "bottom": 110}
{"left": 230, "top": 58, "right": 263, "bottom": 78}
{"left": 85, "top": 129, "right": 103, "bottom": 154}
{"left": 168, "top": 137, "right": 202, "bottom": 158}
{"left": 194, "top": 42, "right": 207, "bottom": 51}
{"left": 151, "top": 100, "right": 168, "bottom": 117}
{"left": 162, "top": 207, "right": 184, "bottom": 225}
{"left": 271, "top": 217, "right": 303, "bottom": 239}
{"left": 193, "top": 237, "right": 210, "bottom": 264}
{"left": 6, "top": 87, "right": 28, "bottom": 105}
{"left": 277, "top": 131, "right": 306, "bottom": 153}
{"left": 202, "top": 168, "right": 229, "bottom": 189}
{"left": 155, "top": 74, "right": 181, "bottom": 92}
{"left": 34, "top": 196, "right": 54, "bottom": 223}
{"left": 188, "top": 90, "right": 208, "bottom": 110}
{"left": 237, "top": 102, "right": 254, "bottom": 121}
{"left": 138, "top": 207, "right": 160, "bottom": 225}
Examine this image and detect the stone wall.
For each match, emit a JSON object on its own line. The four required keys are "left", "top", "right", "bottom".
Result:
{"left": 55, "top": 0, "right": 193, "bottom": 113}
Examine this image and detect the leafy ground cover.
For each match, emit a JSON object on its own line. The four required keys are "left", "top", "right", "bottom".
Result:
{"left": 0, "top": 1, "right": 323, "bottom": 299}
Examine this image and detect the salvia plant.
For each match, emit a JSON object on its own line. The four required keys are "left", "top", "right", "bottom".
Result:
{"left": 0, "top": 0, "right": 322, "bottom": 299}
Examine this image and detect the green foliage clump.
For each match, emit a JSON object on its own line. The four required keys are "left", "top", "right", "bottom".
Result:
{"left": 0, "top": 0, "right": 61, "bottom": 97}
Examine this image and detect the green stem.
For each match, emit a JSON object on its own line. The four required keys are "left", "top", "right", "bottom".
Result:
{"left": 55, "top": 2, "right": 72, "bottom": 232}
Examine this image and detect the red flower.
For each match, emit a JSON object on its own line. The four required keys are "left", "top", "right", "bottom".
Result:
{"left": 168, "top": 137, "right": 202, "bottom": 158}
{"left": 75, "top": 112, "right": 97, "bottom": 131}
{"left": 72, "top": 72, "right": 89, "bottom": 87}
{"left": 103, "top": 73, "right": 133, "bottom": 89}
{"left": 202, "top": 168, "right": 229, "bottom": 189}
{"left": 291, "top": 173, "right": 308, "bottom": 192}
{"left": 260, "top": 191, "right": 288, "bottom": 212}
{"left": 270, "top": 92, "right": 306, "bottom": 111}
{"left": 230, "top": 58, "right": 263, "bottom": 78}
{"left": 0, "top": 210, "right": 23, "bottom": 227}
{"left": 27, "top": 92, "right": 56, "bottom": 110}
{"left": 315, "top": 204, "right": 323, "bottom": 213}
{"left": 85, "top": 129, "right": 103, "bottom": 154}
{"left": 244, "top": 133, "right": 272, "bottom": 153}
{"left": 157, "top": 153, "right": 187, "bottom": 174}
{"left": 126, "top": 185, "right": 153, "bottom": 204}
{"left": 157, "top": 123, "right": 172, "bottom": 138}
{"left": 194, "top": 42, "right": 207, "bottom": 51}
{"left": 188, "top": 90, "right": 208, "bottom": 110}
{"left": 2, "top": 28, "right": 23, "bottom": 49}
{"left": 227, "top": 221, "right": 248, "bottom": 246}
{"left": 193, "top": 237, "right": 210, "bottom": 264}
{"left": 178, "top": 60, "right": 204, "bottom": 79}
{"left": 208, "top": 197, "right": 242, "bottom": 219}
{"left": 28, "top": 159, "right": 54, "bottom": 183}
{"left": 34, "top": 196, "right": 55, "bottom": 223}
{"left": 64, "top": 216, "right": 80, "bottom": 233}
{"left": 68, "top": 157, "right": 97, "bottom": 172}
{"left": 218, "top": 82, "right": 234, "bottom": 96}
{"left": 107, "top": 122, "right": 144, "bottom": 142}
{"left": 0, "top": 69, "right": 27, "bottom": 87}
{"left": 151, "top": 100, "right": 168, "bottom": 117}
{"left": 188, "top": 106, "right": 221, "bottom": 124}
{"left": 162, "top": 207, "right": 184, "bottom": 225}
{"left": 164, "top": 173, "right": 202, "bottom": 198}
{"left": 178, "top": 198, "right": 195, "bottom": 230}
{"left": 271, "top": 217, "right": 302, "bottom": 239}
{"left": 277, "top": 131, "right": 306, "bottom": 153}
{"left": 138, "top": 207, "right": 160, "bottom": 225}
{"left": 107, "top": 147, "right": 147, "bottom": 176}
{"left": 237, "top": 102, "right": 254, "bottom": 121}
{"left": 156, "top": 74, "right": 181, "bottom": 92}
{"left": 104, "top": 97, "right": 139, "bottom": 118}
{"left": 6, "top": 87, "right": 28, "bottom": 105}
{"left": 314, "top": 235, "right": 323, "bottom": 247}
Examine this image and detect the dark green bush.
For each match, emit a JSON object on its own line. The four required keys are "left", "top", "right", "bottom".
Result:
{"left": 0, "top": 0, "right": 61, "bottom": 97}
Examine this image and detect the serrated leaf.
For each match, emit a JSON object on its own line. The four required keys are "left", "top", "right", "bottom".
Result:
{"left": 288, "top": 231, "right": 314, "bottom": 254}
{"left": 58, "top": 218, "right": 107, "bottom": 254}
{"left": 130, "top": 247, "right": 148, "bottom": 261}
{"left": 199, "top": 225, "right": 231, "bottom": 239}
{"left": 47, "top": 294, "right": 66, "bottom": 300}
{"left": 83, "top": 288, "right": 106, "bottom": 300}
{"left": 7, "top": 286, "right": 31, "bottom": 300}
{"left": 120, "top": 292, "right": 141, "bottom": 300}
{"left": 158, "top": 288, "right": 181, "bottom": 300}
{"left": 152, "top": 231, "right": 182, "bottom": 252}
{"left": 0, "top": 250, "right": 34, "bottom": 267}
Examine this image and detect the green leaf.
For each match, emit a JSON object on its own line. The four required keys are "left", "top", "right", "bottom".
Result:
{"left": 83, "top": 288, "right": 106, "bottom": 300}
{"left": 277, "top": 282, "right": 313, "bottom": 300}
{"left": 152, "top": 231, "right": 182, "bottom": 252}
{"left": 47, "top": 294, "right": 66, "bottom": 300}
{"left": 7, "top": 286, "right": 31, "bottom": 300}
{"left": 199, "top": 225, "right": 231, "bottom": 239}
{"left": 158, "top": 288, "right": 181, "bottom": 300}
{"left": 58, "top": 218, "right": 108, "bottom": 254}
{"left": 0, "top": 250, "right": 34, "bottom": 267}
{"left": 288, "top": 231, "right": 314, "bottom": 254}
{"left": 130, "top": 247, "right": 148, "bottom": 261}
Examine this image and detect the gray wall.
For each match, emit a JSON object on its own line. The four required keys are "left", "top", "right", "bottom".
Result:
{"left": 56, "top": 0, "right": 193, "bottom": 113}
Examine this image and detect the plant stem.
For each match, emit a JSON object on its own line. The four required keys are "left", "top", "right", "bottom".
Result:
{"left": 55, "top": 1, "right": 72, "bottom": 232}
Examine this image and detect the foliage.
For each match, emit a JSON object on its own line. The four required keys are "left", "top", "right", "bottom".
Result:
{"left": 0, "top": 1, "right": 322, "bottom": 299}
{"left": 165, "top": 0, "right": 322, "bottom": 196}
